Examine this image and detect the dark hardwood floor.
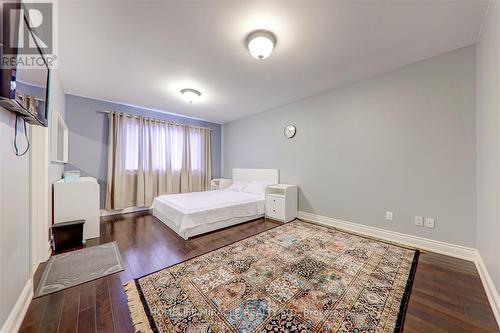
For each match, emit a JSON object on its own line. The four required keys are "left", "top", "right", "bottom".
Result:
{"left": 20, "top": 213, "right": 499, "bottom": 333}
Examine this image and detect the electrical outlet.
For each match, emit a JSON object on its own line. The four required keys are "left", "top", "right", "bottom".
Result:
{"left": 425, "top": 217, "right": 435, "bottom": 229}
{"left": 415, "top": 216, "right": 424, "bottom": 227}
{"left": 386, "top": 211, "right": 393, "bottom": 221}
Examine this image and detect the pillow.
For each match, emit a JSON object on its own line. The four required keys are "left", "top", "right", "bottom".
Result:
{"left": 226, "top": 181, "right": 248, "bottom": 192}
{"left": 242, "top": 181, "right": 270, "bottom": 195}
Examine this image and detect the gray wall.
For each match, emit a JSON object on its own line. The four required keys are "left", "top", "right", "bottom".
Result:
{"left": 224, "top": 46, "right": 476, "bottom": 247}
{"left": 476, "top": 2, "right": 500, "bottom": 295}
{"left": 64, "top": 95, "right": 222, "bottom": 208}
{"left": 0, "top": 108, "right": 31, "bottom": 326}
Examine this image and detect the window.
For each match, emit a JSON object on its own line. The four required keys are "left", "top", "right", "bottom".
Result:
{"left": 123, "top": 122, "right": 201, "bottom": 172}
{"left": 170, "top": 126, "right": 184, "bottom": 171}
{"left": 125, "top": 120, "right": 139, "bottom": 170}
{"left": 189, "top": 130, "right": 202, "bottom": 171}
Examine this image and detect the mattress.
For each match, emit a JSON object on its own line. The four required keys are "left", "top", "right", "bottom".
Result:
{"left": 151, "top": 189, "right": 265, "bottom": 234}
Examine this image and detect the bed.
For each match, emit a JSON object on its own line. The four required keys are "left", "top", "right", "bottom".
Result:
{"left": 152, "top": 168, "right": 279, "bottom": 239}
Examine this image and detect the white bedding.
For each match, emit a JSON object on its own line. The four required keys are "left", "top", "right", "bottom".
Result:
{"left": 152, "top": 189, "right": 265, "bottom": 234}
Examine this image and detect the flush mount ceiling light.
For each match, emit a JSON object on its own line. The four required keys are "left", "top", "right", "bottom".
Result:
{"left": 246, "top": 30, "right": 276, "bottom": 60}
{"left": 180, "top": 88, "right": 201, "bottom": 103}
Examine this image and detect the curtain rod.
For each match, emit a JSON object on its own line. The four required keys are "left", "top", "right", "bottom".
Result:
{"left": 97, "top": 110, "right": 213, "bottom": 131}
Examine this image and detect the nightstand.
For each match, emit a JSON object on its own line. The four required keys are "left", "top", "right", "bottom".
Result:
{"left": 265, "top": 184, "right": 298, "bottom": 223}
{"left": 211, "top": 178, "right": 232, "bottom": 190}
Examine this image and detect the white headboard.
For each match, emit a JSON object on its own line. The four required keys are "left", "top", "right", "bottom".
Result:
{"left": 233, "top": 168, "right": 279, "bottom": 184}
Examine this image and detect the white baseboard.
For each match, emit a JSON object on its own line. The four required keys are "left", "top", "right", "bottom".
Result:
{"left": 100, "top": 207, "right": 150, "bottom": 217}
{"left": 298, "top": 211, "right": 477, "bottom": 261}
{"left": 0, "top": 279, "right": 33, "bottom": 333}
{"left": 474, "top": 252, "right": 500, "bottom": 327}
{"left": 298, "top": 211, "right": 500, "bottom": 328}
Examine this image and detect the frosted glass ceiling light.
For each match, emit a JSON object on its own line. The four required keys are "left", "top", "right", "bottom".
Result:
{"left": 246, "top": 30, "right": 276, "bottom": 60}
{"left": 180, "top": 88, "right": 201, "bottom": 103}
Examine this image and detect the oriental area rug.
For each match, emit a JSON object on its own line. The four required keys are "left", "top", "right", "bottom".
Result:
{"left": 124, "top": 220, "right": 418, "bottom": 333}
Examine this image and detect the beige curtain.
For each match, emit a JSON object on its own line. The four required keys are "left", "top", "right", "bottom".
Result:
{"left": 105, "top": 111, "right": 212, "bottom": 210}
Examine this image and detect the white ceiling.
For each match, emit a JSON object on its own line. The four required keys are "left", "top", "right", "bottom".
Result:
{"left": 58, "top": 1, "right": 488, "bottom": 124}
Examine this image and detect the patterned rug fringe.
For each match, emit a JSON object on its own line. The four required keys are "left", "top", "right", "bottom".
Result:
{"left": 124, "top": 281, "right": 153, "bottom": 333}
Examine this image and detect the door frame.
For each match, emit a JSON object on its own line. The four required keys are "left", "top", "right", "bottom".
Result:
{"left": 29, "top": 125, "right": 50, "bottom": 276}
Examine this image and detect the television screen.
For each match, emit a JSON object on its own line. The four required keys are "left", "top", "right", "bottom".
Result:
{"left": 15, "top": 64, "right": 49, "bottom": 125}
{"left": 0, "top": 2, "right": 50, "bottom": 126}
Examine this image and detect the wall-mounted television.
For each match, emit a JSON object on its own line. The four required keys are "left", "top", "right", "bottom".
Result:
{"left": 0, "top": 2, "right": 51, "bottom": 127}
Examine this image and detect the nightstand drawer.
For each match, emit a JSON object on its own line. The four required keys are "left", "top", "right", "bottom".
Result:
{"left": 266, "top": 196, "right": 284, "bottom": 207}
{"left": 266, "top": 204, "right": 284, "bottom": 220}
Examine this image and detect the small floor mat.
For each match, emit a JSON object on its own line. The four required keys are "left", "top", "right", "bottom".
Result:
{"left": 34, "top": 241, "right": 124, "bottom": 297}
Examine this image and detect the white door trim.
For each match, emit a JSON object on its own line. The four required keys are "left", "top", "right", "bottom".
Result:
{"left": 29, "top": 126, "right": 50, "bottom": 273}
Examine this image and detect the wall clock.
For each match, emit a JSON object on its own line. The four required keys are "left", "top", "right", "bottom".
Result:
{"left": 284, "top": 124, "right": 296, "bottom": 139}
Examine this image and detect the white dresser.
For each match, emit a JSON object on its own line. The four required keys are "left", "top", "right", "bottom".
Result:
{"left": 211, "top": 178, "right": 232, "bottom": 190}
{"left": 54, "top": 177, "right": 100, "bottom": 241}
{"left": 265, "top": 184, "right": 298, "bottom": 223}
